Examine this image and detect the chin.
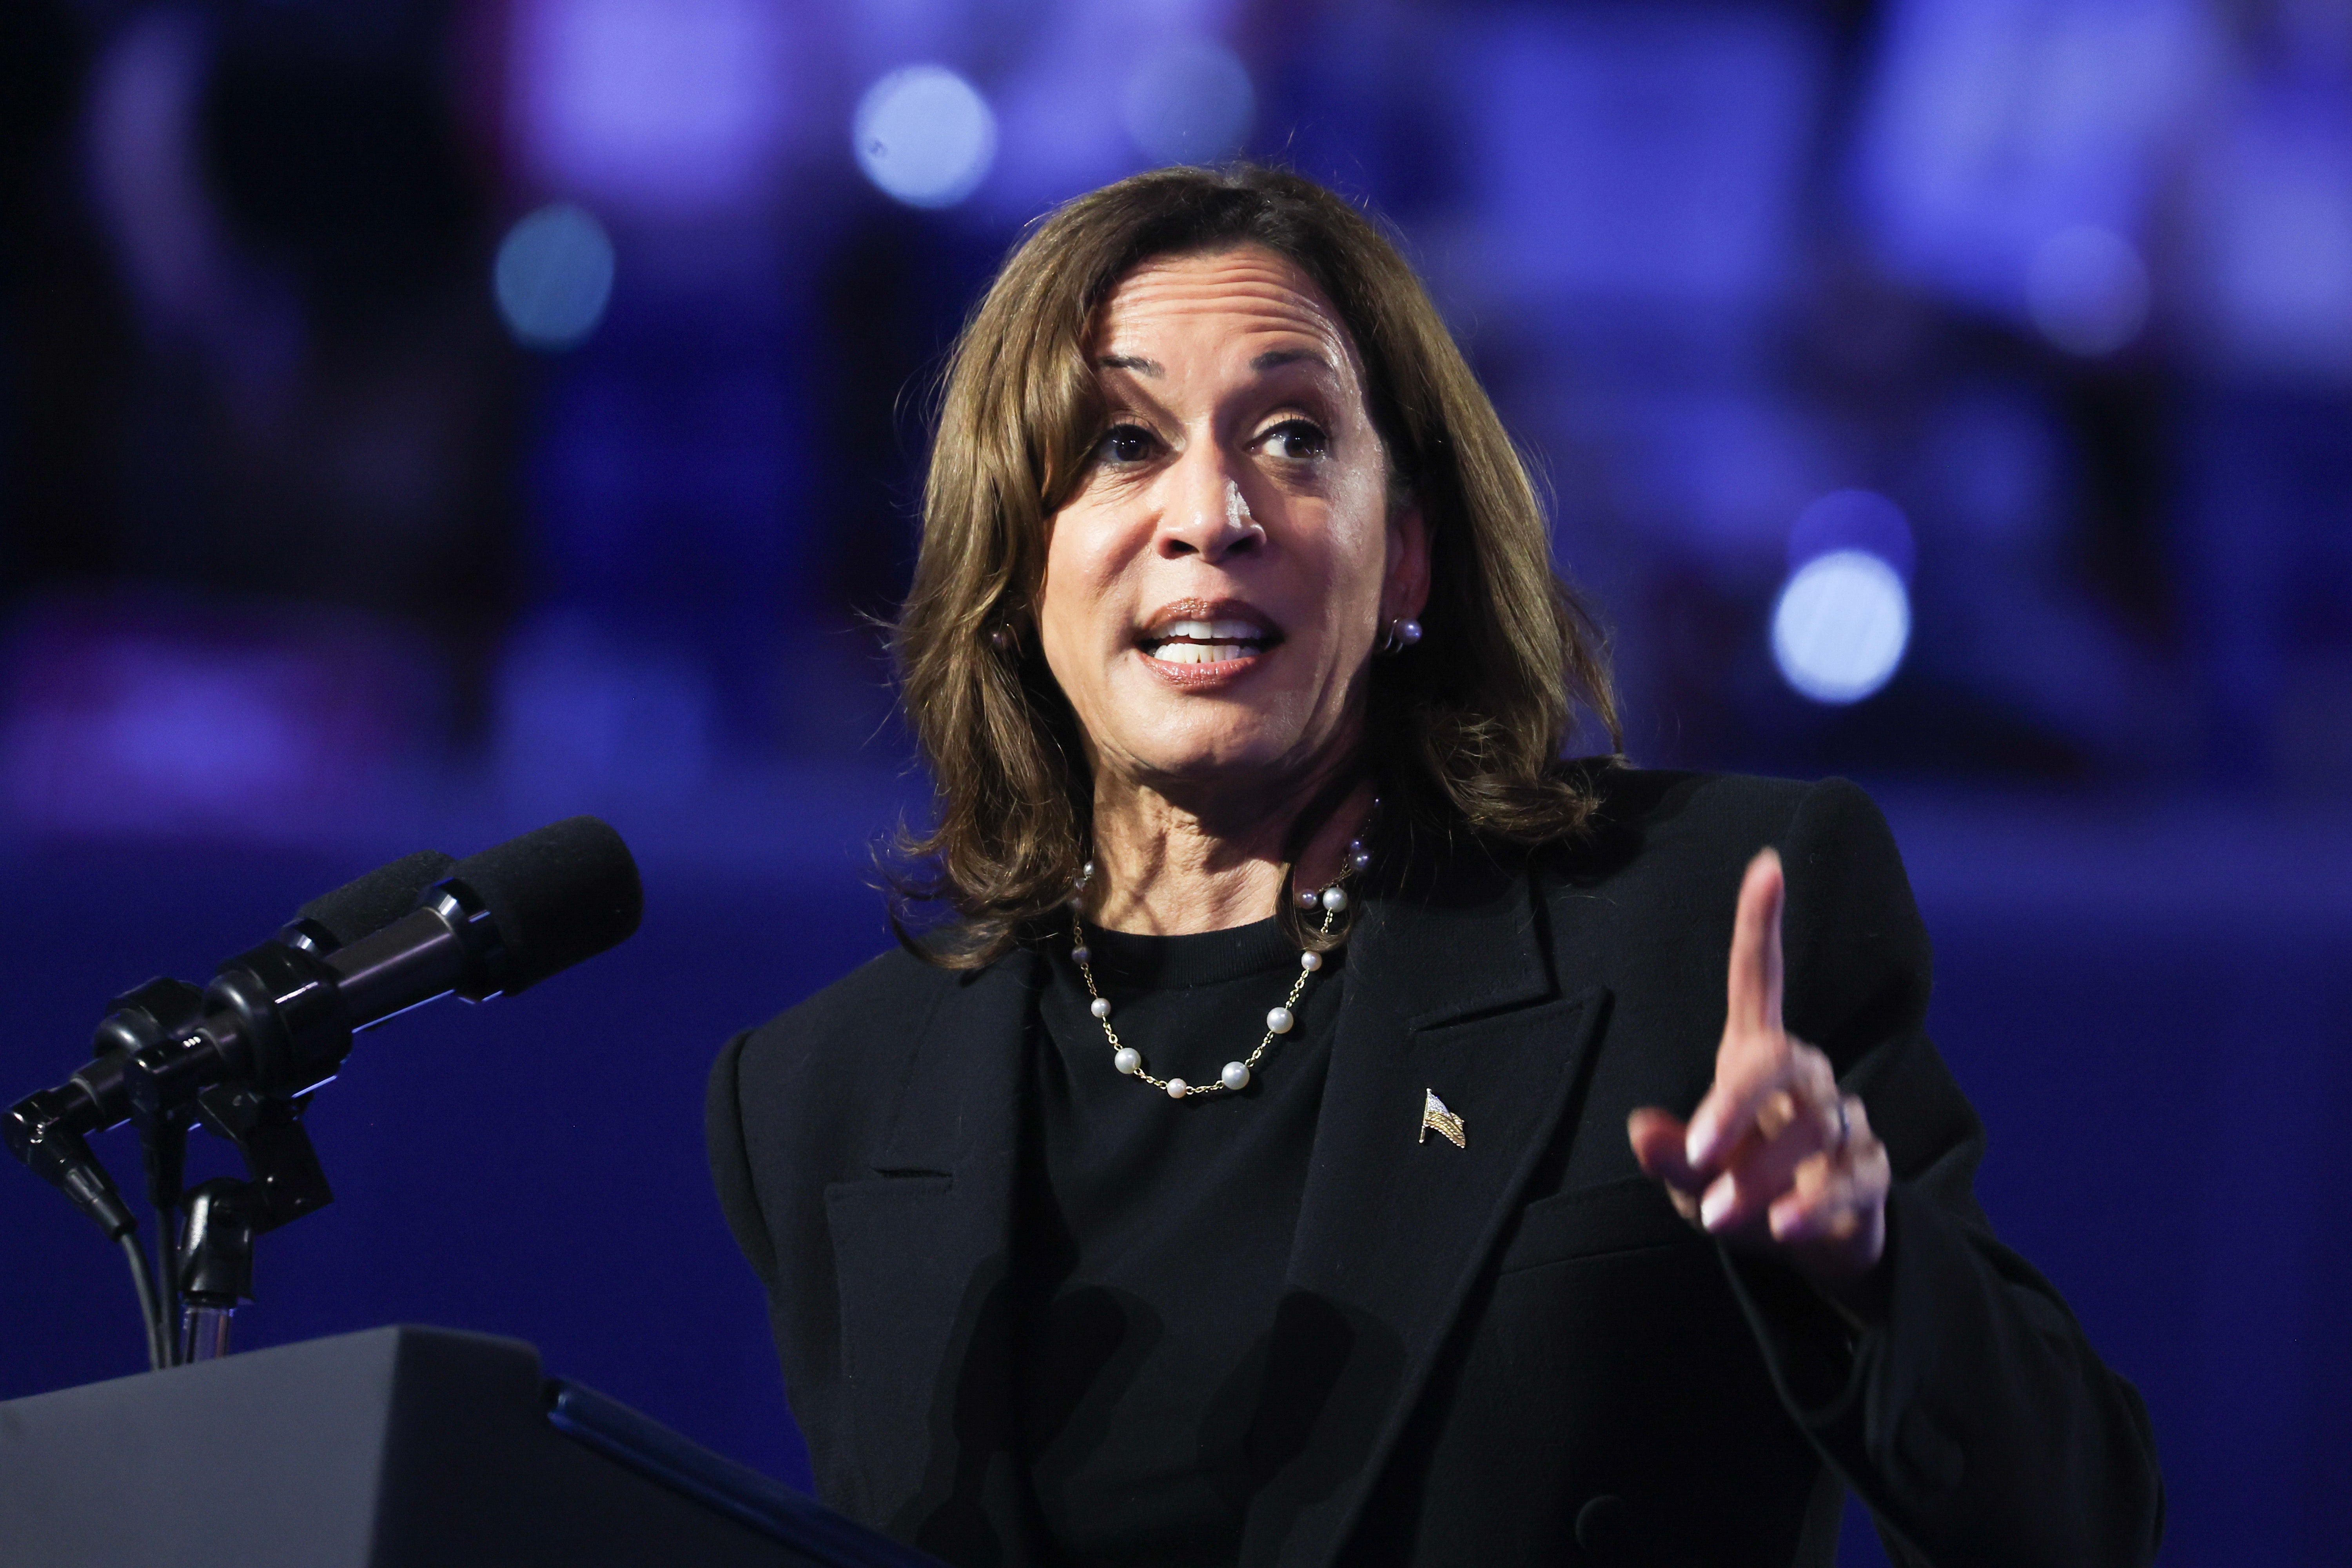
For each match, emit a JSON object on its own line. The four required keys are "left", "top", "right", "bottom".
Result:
{"left": 1123, "top": 711, "right": 1331, "bottom": 791}
{"left": 1083, "top": 657, "right": 1352, "bottom": 791}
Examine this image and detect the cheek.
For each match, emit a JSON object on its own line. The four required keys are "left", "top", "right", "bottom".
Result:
{"left": 1037, "top": 510, "right": 1128, "bottom": 673}
{"left": 1311, "top": 466, "right": 1396, "bottom": 609}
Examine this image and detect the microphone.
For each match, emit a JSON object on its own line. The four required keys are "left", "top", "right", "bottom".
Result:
{"left": 6, "top": 818, "right": 641, "bottom": 1237}
{"left": 4, "top": 846, "right": 461, "bottom": 1238}
{"left": 126, "top": 814, "right": 640, "bottom": 1117}
{"left": 75, "top": 849, "right": 464, "bottom": 1141}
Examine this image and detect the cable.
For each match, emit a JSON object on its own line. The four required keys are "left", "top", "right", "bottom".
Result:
{"left": 118, "top": 1230, "right": 167, "bottom": 1373}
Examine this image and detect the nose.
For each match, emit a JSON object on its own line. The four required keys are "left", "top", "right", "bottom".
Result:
{"left": 1155, "top": 446, "right": 1263, "bottom": 565}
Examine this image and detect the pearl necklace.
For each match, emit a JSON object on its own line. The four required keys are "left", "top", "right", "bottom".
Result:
{"left": 1069, "top": 815, "right": 1374, "bottom": 1102}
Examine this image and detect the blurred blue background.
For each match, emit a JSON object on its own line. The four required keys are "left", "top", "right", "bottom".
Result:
{"left": 2, "top": 2, "right": 2347, "bottom": 1563}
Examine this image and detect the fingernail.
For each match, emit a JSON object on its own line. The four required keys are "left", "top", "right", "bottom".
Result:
{"left": 1700, "top": 1180, "right": 1734, "bottom": 1230}
{"left": 1684, "top": 1116, "right": 1715, "bottom": 1169}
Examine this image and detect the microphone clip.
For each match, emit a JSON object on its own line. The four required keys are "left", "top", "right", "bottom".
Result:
{"left": 177, "top": 1085, "right": 335, "bottom": 1331}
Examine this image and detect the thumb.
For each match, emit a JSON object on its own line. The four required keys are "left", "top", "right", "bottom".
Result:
{"left": 1628, "top": 1107, "right": 1702, "bottom": 1193}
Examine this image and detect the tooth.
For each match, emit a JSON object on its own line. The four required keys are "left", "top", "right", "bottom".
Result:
{"left": 1167, "top": 619, "right": 1211, "bottom": 640}
{"left": 1209, "top": 619, "right": 1256, "bottom": 640}
{"left": 1154, "top": 639, "right": 1265, "bottom": 666}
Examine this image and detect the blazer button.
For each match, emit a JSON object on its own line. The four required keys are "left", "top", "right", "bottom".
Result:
{"left": 1574, "top": 1494, "right": 1630, "bottom": 1562}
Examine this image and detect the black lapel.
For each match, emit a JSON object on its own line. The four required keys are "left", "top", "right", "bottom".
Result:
{"left": 825, "top": 951, "right": 1042, "bottom": 1563}
{"left": 1239, "top": 854, "right": 1609, "bottom": 1568}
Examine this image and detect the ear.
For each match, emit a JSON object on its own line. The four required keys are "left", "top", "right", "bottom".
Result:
{"left": 1384, "top": 496, "right": 1431, "bottom": 624}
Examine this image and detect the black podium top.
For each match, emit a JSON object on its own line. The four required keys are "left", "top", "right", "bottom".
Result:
{"left": 0, "top": 1325, "right": 938, "bottom": 1568}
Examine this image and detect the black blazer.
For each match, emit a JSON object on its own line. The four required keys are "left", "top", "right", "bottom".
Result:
{"left": 708, "top": 770, "right": 2162, "bottom": 1568}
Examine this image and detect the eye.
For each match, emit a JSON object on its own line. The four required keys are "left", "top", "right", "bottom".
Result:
{"left": 1094, "top": 423, "right": 1159, "bottom": 466}
{"left": 1259, "top": 419, "right": 1329, "bottom": 462}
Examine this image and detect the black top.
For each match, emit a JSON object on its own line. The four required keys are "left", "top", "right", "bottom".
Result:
{"left": 1018, "top": 917, "right": 1347, "bottom": 1568}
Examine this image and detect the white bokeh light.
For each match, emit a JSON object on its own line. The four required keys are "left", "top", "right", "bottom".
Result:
{"left": 1771, "top": 550, "right": 1911, "bottom": 705}
{"left": 2027, "top": 225, "right": 2152, "bottom": 357}
{"left": 1122, "top": 40, "right": 1254, "bottom": 165}
{"left": 854, "top": 65, "right": 996, "bottom": 209}
{"left": 494, "top": 202, "right": 616, "bottom": 350}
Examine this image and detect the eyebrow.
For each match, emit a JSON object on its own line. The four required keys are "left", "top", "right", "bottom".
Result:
{"left": 1093, "top": 348, "right": 1334, "bottom": 376}
{"left": 1251, "top": 348, "right": 1332, "bottom": 372}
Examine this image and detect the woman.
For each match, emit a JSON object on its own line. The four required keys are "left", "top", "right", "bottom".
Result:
{"left": 708, "top": 166, "right": 2161, "bottom": 1568}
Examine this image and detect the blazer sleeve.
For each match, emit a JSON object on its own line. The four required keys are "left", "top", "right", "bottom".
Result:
{"left": 1722, "top": 778, "right": 2163, "bottom": 1568}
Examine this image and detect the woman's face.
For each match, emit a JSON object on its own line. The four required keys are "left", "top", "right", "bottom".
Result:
{"left": 1036, "top": 245, "right": 1427, "bottom": 805}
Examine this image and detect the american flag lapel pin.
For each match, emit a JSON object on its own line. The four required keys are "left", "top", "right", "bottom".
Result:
{"left": 1420, "top": 1088, "right": 1466, "bottom": 1149}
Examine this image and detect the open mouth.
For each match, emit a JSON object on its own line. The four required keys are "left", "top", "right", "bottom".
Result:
{"left": 1138, "top": 604, "right": 1281, "bottom": 666}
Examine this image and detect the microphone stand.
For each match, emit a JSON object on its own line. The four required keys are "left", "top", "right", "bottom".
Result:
{"left": 10, "top": 968, "right": 346, "bottom": 1368}
{"left": 172, "top": 1085, "right": 333, "bottom": 1360}
{"left": 95, "top": 977, "right": 336, "bottom": 1364}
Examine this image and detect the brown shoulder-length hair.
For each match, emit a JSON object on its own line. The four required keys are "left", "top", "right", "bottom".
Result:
{"left": 889, "top": 163, "right": 1619, "bottom": 967}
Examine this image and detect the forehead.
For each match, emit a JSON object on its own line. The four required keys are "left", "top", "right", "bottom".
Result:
{"left": 1092, "top": 246, "right": 1357, "bottom": 374}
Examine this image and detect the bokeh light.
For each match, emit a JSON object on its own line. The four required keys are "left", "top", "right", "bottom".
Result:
{"left": 853, "top": 65, "right": 996, "bottom": 209}
{"left": 2027, "top": 224, "right": 2152, "bottom": 357}
{"left": 494, "top": 202, "right": 616, "bottom": 351}
{"left": 508, "top": 0, "right": 795, "bottom": 221}
{"left": 1771, "top": 549, "right": 1911, "bottom": 705}
{"left": 1121, "top": 40, "right": 1254, "bottom": 166}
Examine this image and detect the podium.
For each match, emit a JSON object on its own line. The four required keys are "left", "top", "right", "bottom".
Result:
{"left": 0, "top": 1325, "right": 940, "bottom": 1568}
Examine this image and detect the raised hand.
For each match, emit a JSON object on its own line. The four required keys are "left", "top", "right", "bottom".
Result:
{"left": 1626, "top": 848, "right": 1890, "bottom": 1292}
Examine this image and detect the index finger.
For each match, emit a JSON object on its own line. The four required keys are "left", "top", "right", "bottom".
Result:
{"left": 1725, "top": 848, "right": 1785, "bottom": 1044}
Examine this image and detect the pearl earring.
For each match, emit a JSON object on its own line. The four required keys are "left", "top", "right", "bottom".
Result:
{"left": 1382, "top": 617, "right": 1424, "bottom": 653}
{"left": 989, "top": 627, "right": 1012, "bottom": 651}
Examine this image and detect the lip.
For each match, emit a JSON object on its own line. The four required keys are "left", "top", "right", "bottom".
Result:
{"left": 1133, "top": 596, "right": 1281, "bottom": 691}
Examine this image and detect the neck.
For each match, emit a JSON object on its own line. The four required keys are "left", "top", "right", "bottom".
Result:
{"left": 1084, "top": 766, "right": 1372, "bottom": 936}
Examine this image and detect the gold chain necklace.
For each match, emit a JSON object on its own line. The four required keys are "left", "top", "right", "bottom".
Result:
{"left": 1069, "top": 812, "right": 1373, "bottom": 1101}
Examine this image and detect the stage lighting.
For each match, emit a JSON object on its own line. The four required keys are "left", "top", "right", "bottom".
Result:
{"left": 494, "top": 202, "right": 616, "bottom": 351}
{"left": 1771, "top": 550, "right": 1910, "bottom": 705}
{"left": 1121, "top": 40, "right": 1254, "bottom": 166}
{"left": 2027, "top": 225, "right": 2151, "bottom": 357}
{"left": 854, "top": 65, "right": 996, "bottom": 209}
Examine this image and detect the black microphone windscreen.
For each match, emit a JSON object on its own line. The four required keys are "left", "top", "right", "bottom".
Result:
{"left": 447, "top": 816, "right": 642, "bottom": 995}
{"left": 297, "top": 850, "right": 457, "bottom": 950}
